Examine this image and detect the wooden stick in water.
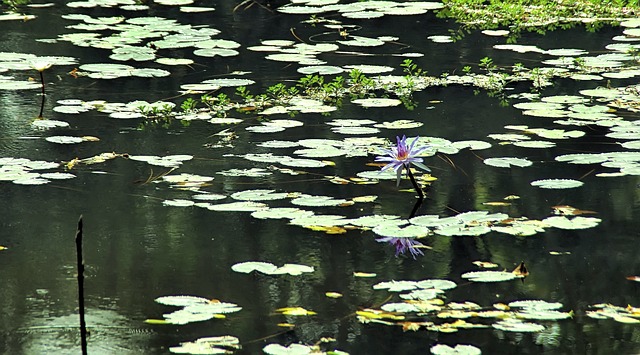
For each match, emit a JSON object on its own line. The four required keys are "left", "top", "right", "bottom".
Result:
{"left": 75, "top": 215, "right": 88, "bottom": 355}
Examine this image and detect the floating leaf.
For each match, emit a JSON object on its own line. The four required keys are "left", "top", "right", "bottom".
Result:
{"left": 291, "top": 195, "right": 349, "bottom": 207}
{"left": 354, "top": 272, "right": 377, "bottom": 278}
{"left": 517, "top": 310, "right": 572, "bottom": 320}
{"left": 275, "top": 307, "right": 317, "bottom": 316}
{"left": 207, "top": 202, "right": 267, "bottom": 212}
{"left": 430, "top": 344, "right": 482, "bottom": 355}
{"left": 272, "top": 264, "right": 315, "bottom": 276}
{"left": 169, "top": 335, "right": 240, "bottom": 354}
{"left": 45, "top": 136, "right": 84, "bottom": 144}
{"left": 512, "top": 261, "right": 529, "bottom": 278}
{"left": 542, "top": 216, "right": 601, "bottom": 230}
{"left": 372, "top": 224, "right": 430, "bottom": 238}
{"left": 162, "top": 199, "right": 195, "bottom": 207}
{"left": 231, "top": 261, "right": 313, "bottom": 276}
{"left": 381, "top": 302, "right": 421, "bottom": 313}
{"left": 231, "top": 261, "right": 277, "bottom": 274}
{"left": 263, "top": 343, "right": 313, "bottom": 355}
{"left": 251, "top": 207, "right": 313, "bottom": 220}
{"left": 155, "top": 295, "right": 211, "bottom": 307}
{"left": 484, "top": 157, "right": 533, "bottom": 168}
{"left": 230, "top": 189, "right": 290, "bottom": 201}
{"left": 461, "top": 271, "right": 519, "bottom": 283}
{"left": 144, "top": 319, "right": 170, "bottom": 325}
{"left": 530, "top": 179, "right": 584, "bottom": 189}
{"left": 352, "top": 98, "right": 402, "bottom": 108}
{"left": 373, "top": 280, "right": 420, "bottom": 292}
{"left": 492, "top": 319, "right": 545, "bottom": 332}
{"left": 472, "top": 261, "right": 499, "bottom": 269}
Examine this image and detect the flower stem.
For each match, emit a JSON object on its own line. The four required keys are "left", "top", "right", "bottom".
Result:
{"left": 38, "top": 71, "right": 45, "bottom": 118}
{"left": 405, "top": 165, "right": 424, "bottom": 200}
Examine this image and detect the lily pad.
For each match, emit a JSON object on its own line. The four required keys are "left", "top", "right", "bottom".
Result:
{"left": 430, "top": 344, "right": 482, "bottom": 355}
{"left": 530, "top": 179, "right": 584, "bottom": 189}
{"left": 484, "top": 157, "right": 533, "bottom": 168}
{"left": 460, "top": 271, "right": 519, "bottom": 283}
{"left": 492, "top": 319, "right": 545, "bottom": 332}
{"left": 542, "top": 216, "right": 601, "bottom": 229}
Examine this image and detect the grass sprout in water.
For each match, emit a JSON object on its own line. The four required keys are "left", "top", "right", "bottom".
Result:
{"left": 375, "top": 135, "right": 430, "bottom": 199}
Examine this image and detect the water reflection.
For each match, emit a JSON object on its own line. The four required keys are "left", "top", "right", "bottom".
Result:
{"left": 0, "top": 1, "right": 640, "bottom": 354}
{"left": 17, "top": 305, "right": 154, "bottom": 354}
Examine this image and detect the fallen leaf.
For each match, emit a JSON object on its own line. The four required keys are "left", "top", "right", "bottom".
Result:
{"left": 512, "top": 261, "right": 529, "bottom": 278}
{"left": 473, "top": 261, "right": 499, "bottom": 268}
{"left": 276, "top": 307, "right": 317, "bottom": 316}
{"left": 144, "top": 319, "right": 170, "bottom": 325}
{"left": 277, "top": 323, "right": 295, "bottom": 328}
{"left": 552, "top": 205, "right": 597, "bottom": 216}
{"left": 483, "top": 201, "right": 511, "bottom": 206}
{"left": 354, "top": 272, "right": 377, "bottom": 278}
{"left": 398, "top": 321, "right": 423, "bottom": 332}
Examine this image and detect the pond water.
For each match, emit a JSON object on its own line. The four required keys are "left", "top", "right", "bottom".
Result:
{"left": 1, "top": 1, "right": 640, "bottom": 354}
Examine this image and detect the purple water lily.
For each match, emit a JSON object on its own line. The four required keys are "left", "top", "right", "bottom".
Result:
{"left": 375, "top": 135, "right": 430, "bottom": 197}
{"left": 376, "top": 237, "right": 425, "bottom": 259}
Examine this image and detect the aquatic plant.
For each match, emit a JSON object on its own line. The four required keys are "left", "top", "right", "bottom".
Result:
{"left": 375, "top": 135, "right": 431, "bottom": 198}
{"left": 439, "top": 0, "right": 640, "bottom": 41}
{"left": 376, "top": 236, "right": 425, "bottom": 259}
{"left": 1, "top": 0, "right": 30, "bottom": 12}
{"left": 29, "top": 58, "right": 53, "bottom": 118}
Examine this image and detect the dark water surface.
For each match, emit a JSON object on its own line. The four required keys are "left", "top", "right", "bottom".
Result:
{"left": 1, "top": 1, "right": 640, "bottom": 354}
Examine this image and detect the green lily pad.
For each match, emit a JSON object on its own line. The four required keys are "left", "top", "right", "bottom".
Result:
{"left": 484, "top": 157, "right": 533, "bottom": 168}
{"left": 530, "top": 179, "right": 583, "bottom": 189}
{"left": 231, "top": 261, "right": 314, "bottom": 276}
{"left": 230, "top": 189, "right": 290, "bottom": 201}
{"left": 542, "top": 216, "right": 601, "bottom": 229}
{"left": 430, "top": 344, "right": 482, "bottom": 355}
{"left": 263, "top": 343, "right": 313, "bottom": 355}
{"left": 461, "top": 271, "right": 519, "bottom": 283}
{"left": 169, "top": 335, "right": 239, "bottom": 355}
{"left": 492, "top": 319, "right": 545, "bottom": 332}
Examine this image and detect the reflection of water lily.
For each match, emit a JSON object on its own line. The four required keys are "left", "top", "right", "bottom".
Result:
{"left": 376, "top": 236, "right": 425, "bottom": 259}
{"left": 375, "top": 135, "right": 430, "bottom": 187}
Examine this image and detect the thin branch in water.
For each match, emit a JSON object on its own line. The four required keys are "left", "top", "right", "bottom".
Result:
{"left": 577, "top": 168, "right": 595, "bottom": 181}
{"left": 290, "top": 27, "right": 307, "bottom": 44}
{"left": 75, "top": 215, "right": 88, "bottom": 355}
{"left": 444, "top": 205, "right": 461, "bottom": 214}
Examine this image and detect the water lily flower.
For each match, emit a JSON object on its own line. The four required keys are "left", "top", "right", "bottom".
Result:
{"left": 376, "top": 236, "right": 425, "bottom": 259}
{"left": 375, "top": 135, "right": 430, "bottom": 192}
{"left": 28, "top": 58, "right": 54, "bottom": 72}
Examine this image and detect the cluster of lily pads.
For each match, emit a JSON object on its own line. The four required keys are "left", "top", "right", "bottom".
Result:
{"left": 0, "top": 157, "right": 74, "bottom": 185}
{"left": 147, "top": 295, "right": 242, "bottom": 326}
